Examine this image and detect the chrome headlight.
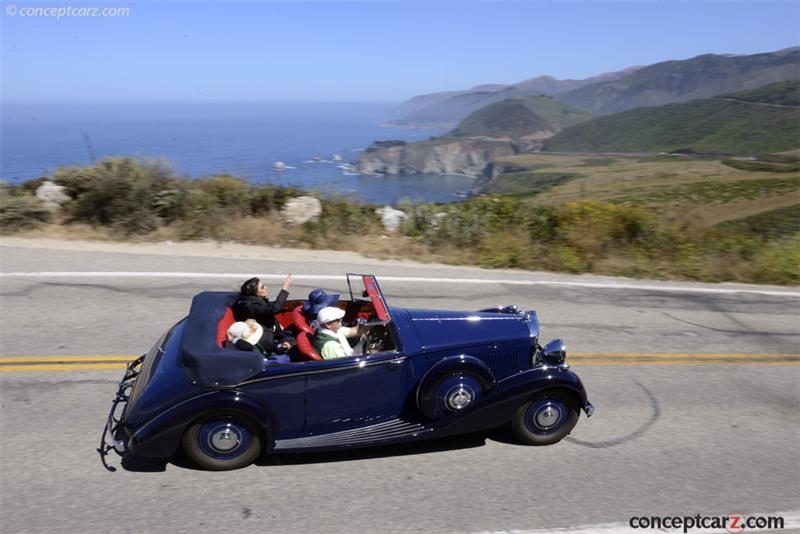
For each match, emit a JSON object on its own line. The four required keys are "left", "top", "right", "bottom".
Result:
{"left": 540, "top": 338, "right": 566, "bottom": 366}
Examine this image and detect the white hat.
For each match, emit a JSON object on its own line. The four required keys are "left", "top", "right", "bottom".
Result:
{"left": 227, "top": 321, "right": 263, "bottom": 345}
{"left": 317, "top": 306, "right": 345, "bottom": 325}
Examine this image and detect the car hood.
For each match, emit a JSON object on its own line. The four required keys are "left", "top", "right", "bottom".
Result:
{"left": 403, "top": 308, "right": 533, "bottom": 352}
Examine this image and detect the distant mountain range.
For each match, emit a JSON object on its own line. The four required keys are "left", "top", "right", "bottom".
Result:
{"left": 543, "top": 80, "right": 800, "bottom": 154}
{"left": 391, "top": 47, "right": 799, "bottom": 127}
{"left": 557, "top": 47, "right": 800, "bottom": 115}
{"left": 389, "top": 67, "right": 639, "bottom": 128}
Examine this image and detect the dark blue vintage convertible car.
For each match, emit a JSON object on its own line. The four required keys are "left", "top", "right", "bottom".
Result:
{"left": 100, "top": 274, "right": 593, "bottom": 471}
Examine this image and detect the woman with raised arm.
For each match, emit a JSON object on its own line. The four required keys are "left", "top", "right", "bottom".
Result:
{"left": 232, "top": 273, "right": 294, "bottom": 354}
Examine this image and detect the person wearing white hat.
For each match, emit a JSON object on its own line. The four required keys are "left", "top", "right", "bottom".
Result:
{"left": 311, "top": 306, "right": 365, "bottom": 359}
{"left": 226, "top": 319, "right": 270, "bottom": 356}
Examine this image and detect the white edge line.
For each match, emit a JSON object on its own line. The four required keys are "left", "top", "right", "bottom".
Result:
{"left": 474, "top": 510, "right": 800, "bottom": 534}
{"left": 1, "top": 272, "right": 798, "bottom": 297}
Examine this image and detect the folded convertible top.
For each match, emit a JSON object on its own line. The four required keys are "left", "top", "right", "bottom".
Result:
{"left": 181, "top": 291, "right": 264, "bottom": 387}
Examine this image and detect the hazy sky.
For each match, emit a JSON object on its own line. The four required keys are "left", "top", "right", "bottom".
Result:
{"left": 1, "top": 0, "right": 798, "bottom": 103}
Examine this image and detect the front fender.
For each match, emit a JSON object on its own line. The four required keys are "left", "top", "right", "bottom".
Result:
{"left": 417, "top": 354, "right": 495, "bottom": 418}
{"left": 128, "top": 389, "right": 276, "bottom": 458}
{"left": 436, "top": 366, "right": 590, "bottom": 437}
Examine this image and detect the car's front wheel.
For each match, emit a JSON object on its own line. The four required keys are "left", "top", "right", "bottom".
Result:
{"left": 511, "top": 394, "right": 578, "bottom": 446}
{"left": 183, "top": 415, "right": 262, "bottom": 471}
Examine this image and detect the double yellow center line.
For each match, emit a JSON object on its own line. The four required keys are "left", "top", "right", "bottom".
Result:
{"left": 0, "top": 353, "right": 798, "bottom": 372}
{"left": 0, "top": 355, "right": 135, "bottom": 372}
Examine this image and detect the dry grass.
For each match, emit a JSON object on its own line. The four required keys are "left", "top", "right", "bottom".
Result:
{"left": 9, "top": 218, "right": 473, "bottom": 268}
{"left": 492, "top": 153, "right": 800, "bottom": 227}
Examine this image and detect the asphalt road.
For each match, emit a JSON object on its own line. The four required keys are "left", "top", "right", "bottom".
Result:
{"left": 1, "top": 242, "right": 798, "bottom": 533}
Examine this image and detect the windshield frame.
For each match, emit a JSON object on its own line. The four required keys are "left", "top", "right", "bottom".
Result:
{"left": 346, "top": 273, "right": 391, "bottom": 321}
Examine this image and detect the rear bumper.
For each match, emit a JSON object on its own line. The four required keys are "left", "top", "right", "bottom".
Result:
{"left": 97, "top": 355, "right": 144, "bottom": 470}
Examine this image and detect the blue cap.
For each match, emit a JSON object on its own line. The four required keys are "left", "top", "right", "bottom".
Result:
{"left": 301, "top": 289, "right": 340, "bottom": 318}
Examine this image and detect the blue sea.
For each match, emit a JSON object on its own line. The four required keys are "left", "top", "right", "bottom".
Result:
{"left": 0, "top": 102, "right": 474, "bottom": 205}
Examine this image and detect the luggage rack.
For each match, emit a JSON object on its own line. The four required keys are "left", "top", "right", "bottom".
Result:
{"left": 97, "top": 355, "right": 144, "bottom": 472}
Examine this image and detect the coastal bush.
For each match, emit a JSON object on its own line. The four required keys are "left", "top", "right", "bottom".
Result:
{"left": 18, "top": 177, "right": 48, "bottom": 195}
{"left": 301, "top": 195, "right": 382, "bottom": 247}
{"left": 0, "top": 193, "right": 51, "bottom": 231}
{"left": 195, "top": 175, "right": 252, "bottom": 217}
{"left": 177, "top": 188, "right": 229, "bottom": 239}
{"left": 249, "top": 185, "right": 303, "bottom": 215}
{"left": 53, "top": 158, "right": 175, "bottom": 234}
{"left": 475, "top": 229, "right": 533, "bottom": 268}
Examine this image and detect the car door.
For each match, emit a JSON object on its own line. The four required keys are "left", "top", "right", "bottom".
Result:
{"left": 303, "top": 350, "right": 417, "bottom": 436}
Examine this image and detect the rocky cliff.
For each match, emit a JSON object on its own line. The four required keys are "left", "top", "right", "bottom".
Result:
{"left": 355, "top": 138, "right": 541, "bottom": 178}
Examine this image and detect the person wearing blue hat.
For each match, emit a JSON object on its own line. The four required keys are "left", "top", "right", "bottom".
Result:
{"left": 301, "top": 288, "right": 340, "bottom": 323}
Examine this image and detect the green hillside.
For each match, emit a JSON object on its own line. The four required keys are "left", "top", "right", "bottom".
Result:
{"left": 449, "top": 96, "right": 593, "bottom": 137}
{"left": 544, "top": 81, "right": 800, "bottom": 154}
{"left": 716, "top": 79, "right": 800, "bottom": 106}
{"left": 558, "top": 47, "right": 800, "bottom": 115}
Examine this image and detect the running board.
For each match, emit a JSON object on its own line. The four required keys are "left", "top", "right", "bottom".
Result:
{"left": 274, "top": 418, "right": 434, "bottom": 450}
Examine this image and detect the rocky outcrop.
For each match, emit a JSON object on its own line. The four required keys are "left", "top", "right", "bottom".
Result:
{"left": 35, "top": 180, "right": 69, "bottom": 208}
{"left": 375, "top": 206, "right": 407, "bottom": 232}
{"left": 281, "top": 196, "right": 322, "bottom": 225}
{"left": 356, "top": 138, "right": 541, "bottom": 178}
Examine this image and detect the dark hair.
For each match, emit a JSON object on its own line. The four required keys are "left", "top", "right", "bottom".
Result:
{"left": 240, "top": 277, "right": 260, "bottom": 297}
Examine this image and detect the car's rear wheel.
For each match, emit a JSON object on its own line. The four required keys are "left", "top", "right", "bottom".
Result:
{"left": 511, "top": 394, "right": 578, "bottom": 446}
{"left": 183, "top": 415, "right": 262, "bottom": 471}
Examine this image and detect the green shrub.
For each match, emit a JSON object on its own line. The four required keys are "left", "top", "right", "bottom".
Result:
{"left": 754, "top": 238, "right": 800, "bottom": 285}
{"left": 249, "top": 185, "right": 303, "bottom": 215}
{"left": 176, "top": 189, "right": 228, "bottom": 240}
{"left": 54, "top": 157, "right": 175, "bottom": 234}
{"left": 306, "top": 196, "right": 381, "bottom": 238}
{"left": 0, "top": 194, "right": 51, "bottom": 232}
{"left": 475, "top": 229, "right": 534, "bottom": 268}
{"left": 195, "top": 175, "right": 252, "bottom": 217}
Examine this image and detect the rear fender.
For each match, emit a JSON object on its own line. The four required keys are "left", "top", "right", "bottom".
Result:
{"left": 129, "top": 390, "right": 276, "bottom": 458}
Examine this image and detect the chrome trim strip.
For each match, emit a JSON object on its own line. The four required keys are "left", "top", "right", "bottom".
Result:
{"left": 275, "top": 418, "right": 429, "bottom": 449}
{"left": 237, "top": 355, "right": 407, "bottom": 386}
{"left": 412, "top": 316, "right": 522, "bottom": 321}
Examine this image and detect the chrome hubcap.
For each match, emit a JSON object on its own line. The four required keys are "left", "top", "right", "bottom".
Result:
{"left": 536, "top": 406, "right": 559, "bottom": 428}
{"left": 208, "top": 425, "right": 241, "bottom": 452}
{"left": 446, "top": 387, "right": 473, "bottom": 410}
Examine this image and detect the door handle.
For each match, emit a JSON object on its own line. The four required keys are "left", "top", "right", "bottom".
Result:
{"left": 386, "top": 358, "right": 403, "bottom": 370}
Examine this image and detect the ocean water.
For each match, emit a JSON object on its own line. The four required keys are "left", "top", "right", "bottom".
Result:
{"left": 0, "top": 102, "right": 474, "bottom": 205}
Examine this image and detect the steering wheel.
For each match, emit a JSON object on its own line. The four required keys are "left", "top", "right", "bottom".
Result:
{"left": 362, "top": 326, "right": 388, "bottom": 354}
